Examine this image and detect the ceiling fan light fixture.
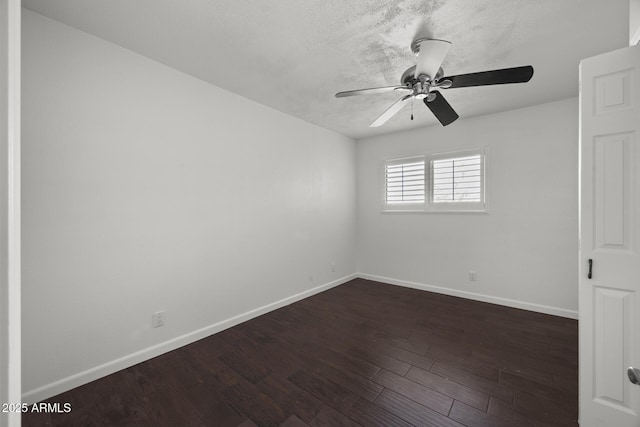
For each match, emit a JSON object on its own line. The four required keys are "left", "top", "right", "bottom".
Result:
{"left": 413, "top": 39, "right": 451, "bottom": 80}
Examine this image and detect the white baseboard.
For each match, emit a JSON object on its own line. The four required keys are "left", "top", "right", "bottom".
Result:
{"left": 22, "top": 273, "right": 357, "bottom": 404}
{"left": 357, "top": 273, "right": 579, "bottom": 320}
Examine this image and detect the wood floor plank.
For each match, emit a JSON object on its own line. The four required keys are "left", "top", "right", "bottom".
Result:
{"left": 310, "top": 362, "right": 383, "bottom": 403}
{"left": 430, "top": 360, "right": 514, "bottom": 403}
{"left": 512, "top": 388, "right": 579, "bottom": 426}
{"left": 94, "top": 388, "right": 156, "bottom": 427}
{"left": 346, "top": 346, "right": 411, "bottom": 376}
{"left": 346, "top": 398, "right": 412, "bottom": 427}
{"left": 522, "top": 330, "right": 577, "bottom": 351}
{"left": 487, "top": 397, "right": 546, "bottom": 427}
{"left": 181, "top": 383, "right": 244, "bottom": 426}
{"left": 219, "top": 349, "right": 272, "bottom": 384}
{"left": 182, "top": 347, "right": 245, "bottom": 390}
{"left": 371, "top": 369, "right": 453, "bottom": 415}
{"left": 151, "top": 352, "right": 204, "bottom": 391}
{"left": 143, "top": 388, "right": 201, "bottom": 427}
{"left": 279, "top": 415, "right": 310, "bottom": 427}
{"left": 256, "top": 375, "right": 324, "bottom": 424}
{"left": 500, "top": 371, "right": 577, "bottom": 411}
{"left": 552, "top": 372, "right": 578, "bottom": 394}
{"left": 449, "top": 401, "right": 513, "bottom": 427}
{"left": 371, "top": 330, "right": 431, "bottom": 355}
{"left": 470, "top": 348, "right": 555, "bottom": 386}
{"left": 280, "top": 342, "right": 384, "bottom": 403}
{"left": 309, "top": 406, "right": 361, "bottom": 427}
{"left": 288, "top": 370, "right": 359, "bottom": 413}
{"left": 406, "top": 366, "right": 490, "bottom": 411}
{"left": 291, "top": 338, "right": 381, "bottom": 380}
{"left": 122, "top": 363, "right": 166, "bottom": 397}
{"left": 370, "top": 341, "right": 435, "bottom": 371}
{"left": 220, "top": 381, "right": 289, "bottom": 427}
{"left": 374, "top": 389, "right": 465, "bottom": 427}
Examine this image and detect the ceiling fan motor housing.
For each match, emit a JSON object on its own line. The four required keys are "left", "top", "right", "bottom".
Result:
{"left": 401, "top": 66, "right": 444, "bottom": 101}
{"left": 401, "top": 65, "right": 444, "bottom": 86}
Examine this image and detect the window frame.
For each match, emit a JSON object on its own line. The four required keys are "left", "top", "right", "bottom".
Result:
{"left": 428, "top": 148, "right": 487, "bottom": 213}
{"left": 382, "top": 155, "right": 426, "bottom": 212}
{"left": 381, "top": 148, "right": 487, "bottom": 214}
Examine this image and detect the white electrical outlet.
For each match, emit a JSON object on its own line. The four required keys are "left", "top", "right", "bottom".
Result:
{"left": 469, "top": 271, "right": 477, "bottom": 282}
{"left": 152, "top": 311, "right": 165, "bottom": 328}
{"left": 331, "top": 262, "right": 336, "bottom": 272}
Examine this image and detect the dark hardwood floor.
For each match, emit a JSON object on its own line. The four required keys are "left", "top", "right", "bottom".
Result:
{"left": 23, "top": 278, "right": 578, "bottom": 427}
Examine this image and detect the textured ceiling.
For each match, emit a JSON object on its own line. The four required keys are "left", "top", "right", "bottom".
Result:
{"left": 23, "top": 0, "right": 629, "bottom": 139}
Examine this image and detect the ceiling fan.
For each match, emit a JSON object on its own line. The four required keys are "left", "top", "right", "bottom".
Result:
{"left": 335, "top": 38, "right": 534, "bottom": 127}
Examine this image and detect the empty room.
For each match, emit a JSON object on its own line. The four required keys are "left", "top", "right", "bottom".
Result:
{"left": 2, "top": 0, "right": 640, "bottom": 426}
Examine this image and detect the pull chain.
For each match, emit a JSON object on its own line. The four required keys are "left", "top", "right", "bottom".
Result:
{"left": 411, "top": 97, "right": 414, "bottom": 120}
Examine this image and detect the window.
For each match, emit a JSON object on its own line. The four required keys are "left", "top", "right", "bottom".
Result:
{"left": 383, "top": 148, "right": 486, "bottom": 213}
{"left": 431, "top": 153, "right": 483, "bottom": 204}
{"left": 383, "top": 157, "right": 425, "bottom": 210}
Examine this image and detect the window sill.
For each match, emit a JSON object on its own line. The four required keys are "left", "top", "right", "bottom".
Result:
{"left": 381, "top": 209, "right": 488, "bottom": 215}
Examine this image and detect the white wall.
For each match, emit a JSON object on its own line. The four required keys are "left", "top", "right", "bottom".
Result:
{"left": 357, "top": 98, "right": 579, "bottom": 317}
{"left": 1, "top": 1, "right": 20, "bottom": 426}
{"left": 22, "top": 10, "right": 356, "bottom": 401}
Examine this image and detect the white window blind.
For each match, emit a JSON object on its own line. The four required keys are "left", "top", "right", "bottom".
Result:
{"left": 385, "top": 159, "right": 425, "bottom": 205}
{"left": 431, "top": 154, "right": 482, "bottom": 203}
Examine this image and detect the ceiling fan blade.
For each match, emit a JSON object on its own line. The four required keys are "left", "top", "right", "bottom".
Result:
{"left": 335, "top": 85, "right": 411, "bottom": 98}
{"left": 443, "top": 65, "right": 534, "bottom": 88}
{"left": 370, "top": 95, "right": 413, "bottom": 127}
{"left": 414, "top": 39, "right": 451, "bottom": 80}
{"left": 424, "top": 91, "right": 458, "bottom": 126}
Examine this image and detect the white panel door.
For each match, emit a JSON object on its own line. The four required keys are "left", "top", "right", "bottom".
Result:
{"left": 579, "top": 44, "right": 640, "bottom": 427}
